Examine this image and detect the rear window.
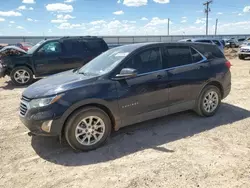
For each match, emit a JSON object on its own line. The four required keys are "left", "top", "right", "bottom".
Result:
{"left": 212, "top": 40, "right": 221, "bottom": 46}
{"left": 195, "top": 40, "right": 212, "bottom": 44}
{"left": 238, "top": 38, "right": 245, "bottom": 42}
{"left": 194, "top": 44, "right": 224, "bottom": 60}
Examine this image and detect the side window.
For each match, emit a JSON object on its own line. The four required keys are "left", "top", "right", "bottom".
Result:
{"left": 64, "top": 40, "right": 89, "bottom": 55}
{"left": 124, "top": 48, "right": 162, "bottom": 74}
{"left": 191, "top": 48, "right": 203, "bottom": 63}
{"left": 86, "top": 41, "right": 103, "bottom": 52}
{"left": 162, "top": 46, "right": 192, "bottom": 68}
{"left": 38, "top": 41, "right": 62, "bottom": 54}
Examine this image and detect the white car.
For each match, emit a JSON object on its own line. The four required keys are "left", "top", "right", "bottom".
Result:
{"left": 238, "top": 42, "right": 250, "bottom": 60}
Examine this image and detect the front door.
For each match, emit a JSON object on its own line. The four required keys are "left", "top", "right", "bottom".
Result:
{"left": 33, "top": 41, "right": 64, "bottom": 76}
{"left": 115, "top": 47, "right": 169, "bottom": 126}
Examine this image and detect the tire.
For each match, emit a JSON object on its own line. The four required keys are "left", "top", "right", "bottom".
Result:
{"left": 10, "top": 66, "right": 33, "bottom": 86}
{"left": 195, "top": 85, "right": 221, "bottom": 117}
{"left": 64, "top": 107, "right": 112, "bottom": 151}
{"left": 239, "top": 55, "right": 245, "bottom": 60}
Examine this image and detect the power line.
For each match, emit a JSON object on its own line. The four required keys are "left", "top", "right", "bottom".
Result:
{"left": 203, "top": 0, "right": 212, "bottom": 35}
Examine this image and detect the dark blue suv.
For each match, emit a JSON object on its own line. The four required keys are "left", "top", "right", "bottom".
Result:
{"left": 19, "top": 42, "right": 231, "bottom": 151}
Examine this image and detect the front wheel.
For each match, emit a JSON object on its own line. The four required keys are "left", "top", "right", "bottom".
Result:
{"left": 64, "top": 107, "right": 112, "bottom": 151}
{"left": 10, "top": 66, "right": 33, "bottom": 86}
{"left": 195, "top": 85, "right": 221, "bottom": 117}
{"left": 239, "top": 54, "right": 245, "bottom": 60}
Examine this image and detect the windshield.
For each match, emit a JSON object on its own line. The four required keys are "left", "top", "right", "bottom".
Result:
{"left": 78, "top": 45, "right": 137, "bottom": 76}
{"left": 27, "top": 40, "right": 45, "bottom": 54}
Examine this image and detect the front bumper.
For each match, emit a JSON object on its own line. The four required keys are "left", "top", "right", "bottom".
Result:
{"left": 238, "top": 51, "right": 250, "bottom": 55}
{"left": 0, "top": 65, "right": 6, "bottom": 78}
{"left": 19, "top": 101, "right": 65, "bottom": 136}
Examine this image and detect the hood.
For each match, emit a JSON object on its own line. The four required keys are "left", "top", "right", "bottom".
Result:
{"left": 23, "top": 70, "right": 98, "bottom": 98}
{"left": 240, "top": 46, "right": 250, "bottom": 50}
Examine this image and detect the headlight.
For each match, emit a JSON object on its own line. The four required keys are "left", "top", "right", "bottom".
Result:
{"left": 29, "top": 95, "right": 63, "bottom": 108}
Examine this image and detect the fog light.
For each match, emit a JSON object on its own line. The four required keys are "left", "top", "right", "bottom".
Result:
{"left": 41, "top": 120, "right": 53, "bottom": 133}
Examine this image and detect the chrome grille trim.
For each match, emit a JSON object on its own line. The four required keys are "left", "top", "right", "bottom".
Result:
{"left": 20, "top": 96, "right": 31, "bottom": 117}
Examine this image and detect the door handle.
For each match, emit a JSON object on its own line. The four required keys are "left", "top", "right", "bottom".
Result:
{"left": 157, "top": 75, "right": 163, "bottom": 79}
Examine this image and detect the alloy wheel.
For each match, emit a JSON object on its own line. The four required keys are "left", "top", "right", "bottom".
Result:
{"left": 75, "top": 116, "right": 105, "bottom": 146}
{"left": 14, "top": 70, "right": 30, "bottom": 84}
{"left": 202, "top": 91, "right": 219, "bottom": 113}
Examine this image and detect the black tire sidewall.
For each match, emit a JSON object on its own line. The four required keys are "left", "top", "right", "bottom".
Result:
{"left": 65, "top": 107, "right": 111, "bottom": 151}
{"left": 10, "top": 66, "right": 33, "bottom": 86}
{"left": 198, "top": 86, "right": 221, "bottom": 117}
{"left": 239, "top": 55, "right": 244, "bottom": 60}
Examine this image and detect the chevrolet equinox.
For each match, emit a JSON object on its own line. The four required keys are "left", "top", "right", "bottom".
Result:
{"left": 19, "top": 42, "right": 231, "bottom": 151}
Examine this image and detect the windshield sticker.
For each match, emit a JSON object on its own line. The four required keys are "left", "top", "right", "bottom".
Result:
{"left": 115, "top": 52, "right": 129, "bottom": 57}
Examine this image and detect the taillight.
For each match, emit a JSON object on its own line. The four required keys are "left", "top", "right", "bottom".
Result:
{"left": 225, "top": 61, "right": 232, "bottom": 69}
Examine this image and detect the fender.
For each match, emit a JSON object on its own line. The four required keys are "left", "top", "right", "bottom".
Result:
{"left": 56, "top": 98, "right": 121, "bottom": 135}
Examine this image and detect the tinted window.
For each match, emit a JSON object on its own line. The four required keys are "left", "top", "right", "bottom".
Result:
{"left": 38, "top": 41, "right": 62, "bottom": 54}
{"left": 238, "top": 38, "right": 245, "bottom": 42}
{"left": 195, "top": 44, "right": 224, "bottom": 59}
{"left": 191, "top": 48, "right": 203, "bottom": 63}
{"left": 162, "top": 46, "right": 192, "bottom": 68}
{"left": 196, "top": 40, "right": 212, "bottom": 43}
{"left": 86, "top": 40, "right": 106, "bottom": 52}
{"left": 212, "top": 40, "right": 221, "bottom": 46}
{"left": 63, "top": 40, "right": 89, "bottom": 55}
{"left": 124, "top": 48, "right": 161, "bottom": 74}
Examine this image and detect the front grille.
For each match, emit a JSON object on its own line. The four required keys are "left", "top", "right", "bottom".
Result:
{"left": 241, "top": 49, "right": 250, "bottom": 52}
{"left": 20, "top": 96, "right": 31, "bottom": 116}
{"left": 20, "top": 102, "right": 28, "bottom": 116}
{"left": 21, "top": 96, "right": 31, "bottom": 102}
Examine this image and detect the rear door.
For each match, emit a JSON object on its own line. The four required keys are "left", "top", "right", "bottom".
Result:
{"left": 85, "top": 39, "right": 108, "bottom": 58}
{"left": 60, "top": 40, "right": 91, "bottom": 70}
{"left": 163, "top": 45, "right": 209, "bottom": 113}
{"left": 33, "top": 41, "right": 64, "bottom": 76}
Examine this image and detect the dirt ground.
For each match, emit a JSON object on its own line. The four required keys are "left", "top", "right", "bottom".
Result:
{"left": 1, "top": 58, "right": 250, "bottom": 188}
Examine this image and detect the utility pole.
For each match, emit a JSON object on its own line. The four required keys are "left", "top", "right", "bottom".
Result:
{"left": 215, "top": 18, "right": 218, "bottom": 35}
{"left": 168, "top": 18, "right": 170, "bottom": 35}
{"left": 203, "top": 0, "right": 212, "bottom": 35}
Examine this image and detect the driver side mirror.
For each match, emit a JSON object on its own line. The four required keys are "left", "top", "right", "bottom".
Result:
{"left": 114, "top": 68, "right": 137, "bottom": 80}
{"left": 36, "top": 51, "right": 45, "bottom": 57}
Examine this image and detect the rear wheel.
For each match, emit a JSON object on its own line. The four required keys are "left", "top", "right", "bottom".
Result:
{"left": 10, "top": 66, "right": 33, "bottom": 86}
{"left": 195, "top": 85, "right": 221, "bottom": 117}
{"left": 64, "top": 107, "right": 112, "bottom": 151}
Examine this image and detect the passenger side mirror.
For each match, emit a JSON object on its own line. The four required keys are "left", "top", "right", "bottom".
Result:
{"left": 114, "top": 68, "right": 137, "bottom": 80}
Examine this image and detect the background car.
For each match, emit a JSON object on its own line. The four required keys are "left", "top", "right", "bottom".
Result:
{"left": 16, "top": 42, "right": 34, "bottom": 51}
{"left": 0, "top": 45, "right": 27, "bottom": 57}
{"left": 0, "top": 36, "right": 109, "bottom": 86}
{"left": 238, "top": 42, "right": 250, "bottom": 60}
{"left": 238, "top": 38, "right": 246, "bottom": 46}
{"left": 225, "top": 39, "right": 239, "bottom": 48}
{"left": 179, "top": 38, "right": 224, "bottom": 52}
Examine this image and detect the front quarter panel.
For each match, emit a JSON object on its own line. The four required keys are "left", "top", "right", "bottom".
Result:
{"left": 57, "top": 79, "right": 120, "bottom": 131}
